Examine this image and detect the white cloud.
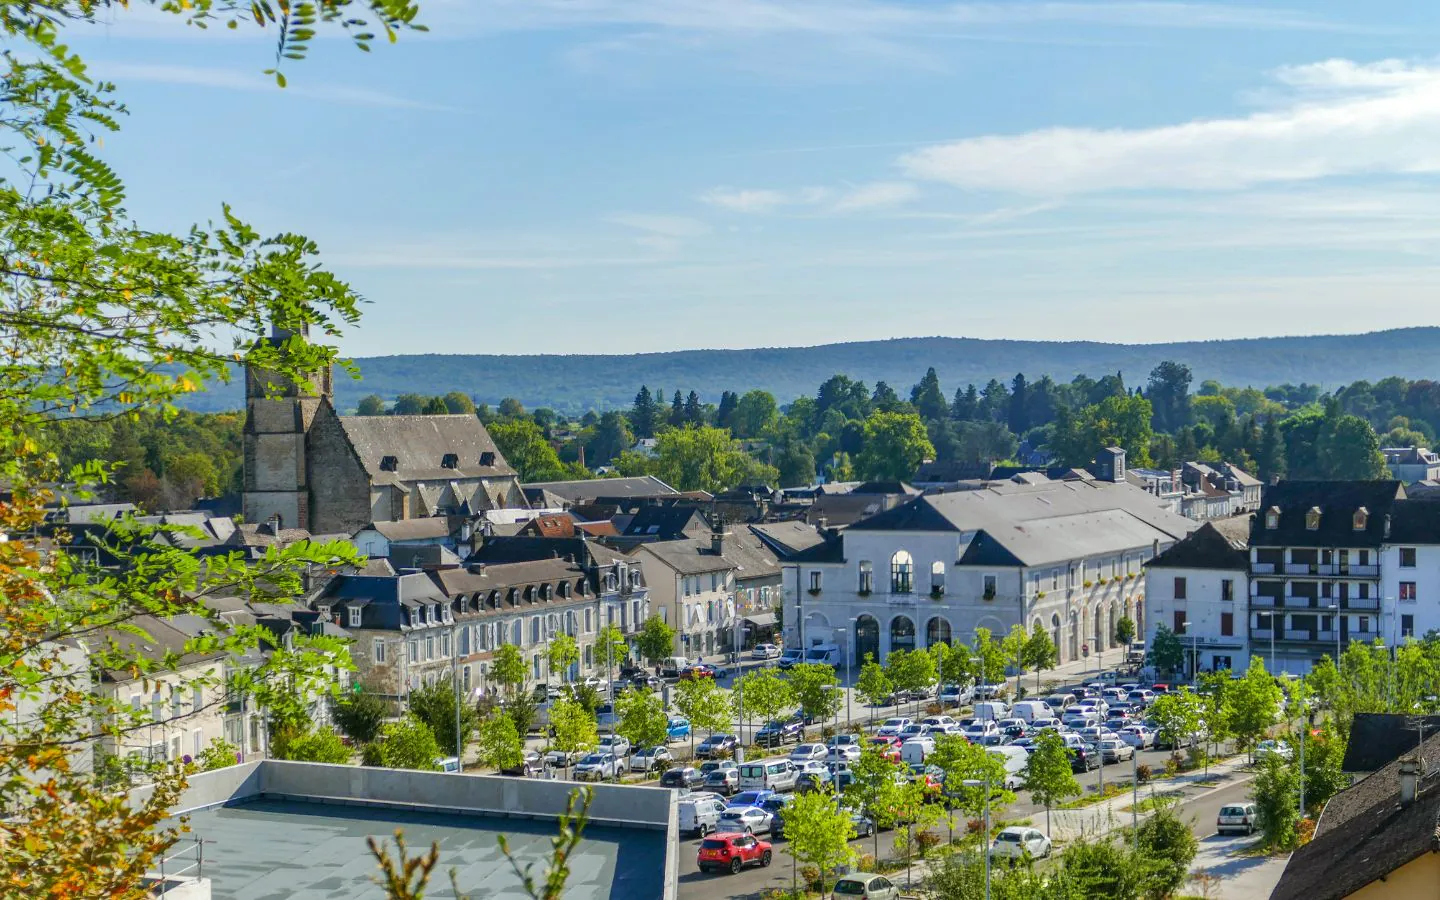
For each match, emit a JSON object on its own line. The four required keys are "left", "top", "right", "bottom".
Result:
{"left": 95, "top": 62, "right": 450, "bottom": 111}
{"left": 700, "top": 182, "right": 917, "bottom": 213}
{"left": 899, "top": 58, "right": 1440, "bottom": 194}
{"left": 606, "top": 213, "right": 710, "bottom": 237}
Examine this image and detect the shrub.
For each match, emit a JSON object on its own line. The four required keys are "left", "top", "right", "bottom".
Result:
{"left": 1164, "top": 755, "right": 1180, "bottom": 777}
{"left": 926, "top": 702, "right": 943, "bottom": 716}
{"left": 821, "top": 725, "right": 836, "bottom": 739}
{"left": 195, "top": 739, "right": 241, "bottom": 772}
{"left": 1188, "top": 745, "right": 1208, "bottom": 770}
{"left": 800, "top": 866, "right": 821, "bottom": 890}
{"left": 361, "top": 743, "right": 385, "bottom": 767}
{"left": 1136, "top": 763, "right": 1153, "bottom": 784}
{"left": 858, "top": 854, "right": 877, "bottom": 871}
{"left": 916, "top": 831, "right": 942, "bottom": 857}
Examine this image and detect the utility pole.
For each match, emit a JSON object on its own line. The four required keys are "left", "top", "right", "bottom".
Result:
{"left": 452, "top": 621, "right": 462, "bottom": 767}
{"left": 1132, "top": 747, "right": 1139, "bottom": 853}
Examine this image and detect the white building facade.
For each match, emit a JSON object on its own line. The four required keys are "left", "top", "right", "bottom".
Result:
{"left": 1143, "top": 521, "right": 1251, "bottom": 676}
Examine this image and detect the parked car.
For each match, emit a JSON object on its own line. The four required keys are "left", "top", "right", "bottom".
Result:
{"left": 831, "top": 872, "right": 900, "bottom": 899}
{"left": 574, "top": 753, "right": 622, "bottom": 781}
{"left": 1256, "top": 740, "right": 1293, "bottom": 761}
{"left": 1127, "top": 689, "right": 1156, "bottom": 706}
{"left": 1117, "top": 725, "right": 1155, "bottom": 750}
{"left": 666, "top": 718, "right": 692, "bottom": 743}
{"left": 790, "top": 743, "right": 830, "bottom": 764}
{"left": 1068, "top": 746, "right": 1097, "bottom": 773}
{"left": 898, "top": 723, "right": 933, "bottom": 741}
{"left": 729, "top": 789, "right": 780, "bottom": 808}
{"left": 660, "top": 766, "right": 706, "bottom": 790}
{"left": 697, "top": 833, "right": 773, "bottom": 874}
{"left": 679, "top": 796, "right": 730, "bottom": 837}
{"left": 868, "top": 736, "right": 901, "bottom": 761}
{"left": 1009, "top": 737, "right": 1039, "bottom": 753}
{"left": 679, "top": 664, "right": 716, "bottom": 681}
{"left": 827, "top": 733, "right": 864, "bottom": 750}
{"left": 990, "top": 827, "right": 1052, "bottom": 859}
{"left": 500, "top": 748, "right": 543, "bottom": 777}
{"left": 597, "top": 735, "right": 631, "bottom": 759}
{"left": 696, "top": 734, "right": 739, "bottom": 759}
{"left": 717, "top": 805, "right": 774, "bottom": 835}
{"left": 1095, "top": 739, "right": 1134, "bottom": 764}
{"left": 795, "top": 767, "right": 834, "bottom": 793}
{"left": 939, "top": 683, "right": 975, "bottom": 706}
{"left": 659, "top": 656, "right": 689, "bottom": 679}
{"left": 875, "top": 717, "right": 912, "bottom": 737}
{"left": 1029, "top": 716, "right": 1063, "bottom": 732}
{"left": 1043, "top": 693, "right": 1077, "bottom": 713}
{"left": 703, "top": 767, "right": 740, "bottom": 794}
{"left": 630, "top": 673, "right": 664, "bottom": 692}
{"left": 752, "top": 643, "right": 782, "bottom": 660}
{"left": 778, "top": 648, "right": 804, "bottom": 669}
{"left": 544, "top": 748, "right": 585, "bottom": 768}
{"left": 1217, "top": 803, "right": 1260, "bottom": 836}
{"left": 756, "top": 717, "right": 805, "bottom": 747}
{"left": 739, "top": 757, "right": 800, "bottom": 793}
{"left": 962, "top": 721, "right": 999, "bottom": 741}
{"left": 975, "top": 683, "right": 1006, "bottom": 701}
{"left": 630, "top": 746, "right": 674, "bottom": 773}
{"left": 848, "top": 811, "right": 877, "bottom": 838}
{"left": 828, "top": 744, "right": 862, "bottom": 763}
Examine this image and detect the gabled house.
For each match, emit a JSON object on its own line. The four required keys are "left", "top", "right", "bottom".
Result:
{"left": 1144, "top": 518, "right": 1251, "bottom": 675}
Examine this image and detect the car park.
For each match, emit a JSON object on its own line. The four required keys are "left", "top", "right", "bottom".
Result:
{"left": 1029, "top": 716, "right": 1063, "bottom": 732}
{"left": 900, "top": 736, "right": 935, "bottom": 765}
{"left": 1009, "top": 700, "right": 1052, "bottom": 723}
{"left": 1095, "top": 738, "right": 1134, "bottom": 763}
{"left": 660, "top": 766, "right": 706, "bottom": 790}
{"left": 827, "top": 733, "right": 864, "bottom": 750}
{"left": 1068, "top": 746, "right": 1097, "bottom": 772}
{"left": 717, "top": 805, "right": 774, "bottom": 835}
{"left": 973, "top": 701, "right": 1009, "bottom": 722}
{"left": 829, "top": 743, "right": 862, "bottom": 763}
{"left": 791, "top": 743, "right": 830, "bottom": 764}
{"left": 1217, "top": 803, "right": 1259, "bottom": 836}
{"left": 752, "top": 643, "right": 782, "bottom": 660}
{"left": 921, "top": 715, "right": 958, "bottom": 730}
{"left": 703, "top": 765, "right": 741, "bottom": 795}
{"left": 679, "top": 796, "right": 729, "bottom": 836}
{"left": 876, "top": 718, "right": 912, "bottom": 737}
{"left": 831, "top": 873, "right": 900, "bottom": 899}
{"left": 696, "top": 734, "right": 739, "bottom": 759}
{"left": 962, "top": 720, "right": 999, "bottom": 741}
{"left": 990, "top": 827, "right": 1052, "bottom": 859}
{"left": 666, "top": 718, "right": 692, "bottom": 743}
{"left": 1009, "top": 737, "right": 1039, "bottom": 753}
{"left": 755, "top": 717, "right": 804, "bottom": 747}
{"left": 988, "top": 745, "right": 1029, "bottom": 789}
{"left": 574, "top": 753, "right": 622, "bottom": 781}
{"left": 739, "top": 757, "right": 800, "bottom": 792}
{"left": 939, "top": 683, "right": 975, "bottom": 706}
{"left": 728, "top": 789, "right": 779, "bottom": 808}
{"left": 794, "top": 761, "right": 833, "bottom": 792}
{"left": 1043, "top": 693, "right": 1078, "bottom": 713}
{"left": 630, "top": 746, "right": 674, "bottom": 773}
{"left": 778, "top": 648, "right": 804, "bottom": 669}
{"left": 897, "top": 723, "right": 932, "bottom": 741}
{"left": 697, "top": 833, "right": 773, "bottom": 874}
{"left": 868, "top": 736, "right": 901, "bottom": 761}
{"left": 597, "top": 735, "right": 631, "bottom": 759}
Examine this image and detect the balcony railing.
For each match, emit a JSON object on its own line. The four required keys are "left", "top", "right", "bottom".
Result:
{"left": 1250, "top": 562, "right": 1277, "bottom": 574}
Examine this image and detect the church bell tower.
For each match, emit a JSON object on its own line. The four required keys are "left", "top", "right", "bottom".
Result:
{"left": 241, "top": 323, "right": 332, "bottom": 532}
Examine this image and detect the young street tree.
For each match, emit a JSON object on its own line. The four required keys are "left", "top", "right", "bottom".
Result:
{"left": 477, "top": 710, "right": 525, "bottom": 773}
{"left": 372, "top": 716, "right": 443, "bottom": 772}
{"left": 783, "top": 791, "right": 855, "bottom": 895}
{"left": 492, "top": 643, "right": 529, "bottom": 697}
{"left": 615, "top": 687, "right": 669, "bottom": 752}
{"left": 547, "top": 634, "right": 580, "bottom": 684}
{"left": 971, "top": 627, "right": 1009, "bottom": 686}
{"left": 1025, "top": 622, "right": 1059, "bottom": 693}
{"left": 844, "top": 746, "right": 911, "bottom": 858}
{"left": 1229, "top": 657, "right": 1284, "bottom": 757}
{"left": 636, "top": 616, "right": 678, "bottom": 667}
{"left": 1150, "top": 689, "right": 1203, "bottom": 751}
{"left": 1253, "top": 751, "right": 1301, "bottom": 849}
{"left": 1001, "top": 625, "right": 1029, "bottom": 697}
{"left": 333, "top": 691, "right": 389, "bottom": 745}
{"left": 549, "top": 698, "right": 599, "bottom": 777}
{"left": 735, "top": 669, "right": 795, "bottom": 737}
{"left": 927, "top": 736, "right": 1014, "bottom": 831}
{"left": 1022, "top": 731, "right": 1081, "bottom": 833}
{"left": 673, "top": 677, "right": 729, "bottom": 758}
{"left": 1135, "top": 802, "right": 1199, "bottom": 899}
{"left": 855, "top": 653, "right": 894, "bottom": 708}
{"left": 407, "top": 677, "right": 479, "bottom": 758}
{"left": 1115, "top": 616, "right": 1137, "bottom": 647}
{"left": 884, "top": 649, "right": 936, "bottom": 715}
{"left": 1149, "top": 625, "right": 1186, "bottom": 676}
{"left": 787, "top": 663, "right": 843, "bottom": 724}
{"left": 594, "top": 624, "right": 628, "bottom": 683}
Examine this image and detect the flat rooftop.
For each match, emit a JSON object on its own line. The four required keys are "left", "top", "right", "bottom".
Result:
{"left": 183, "top": 797, "right": 663, "bottom": 899}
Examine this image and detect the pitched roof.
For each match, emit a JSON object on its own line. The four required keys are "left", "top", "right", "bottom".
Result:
{"left": 1146, "top": 521, "right": 1250, "bottom": 570}
{"left": 520, "top": 515, "right": 578, "bottom": 538}
{"left": 1249, "top": 481, "right": 1405, "bottom": 549}
{"left": 1343, "top": 714, "right": 1440, "bottom": 772}
{"left": 621, "top": 505, "right": 710, "bottom": 540}
{"left": 749, "top": 521, "right": 827, "bottom": 557}
{"left": 786, "top": 533, "right": 845, "bottom": 563}
{"left": 469, "top": 536, "right": 628, "bottom": 569}
{"left": 95, "top": 615, "right": 227, "bottom": 683}
{"left": 1272, "top": 730, "right": 1440, "bottom": 900}
{"left": 363, "top": 517, "right": 454, "bottom": 542}
{"left": 1387, "top": 501, "right": 1440, "bottom": 544}
{"left": 523, "top": 475, "right": 678, "bottom": 503}
{"left": 335, "top": 414, "right": 515, "bottom": 483}
{"left": 634, "top": 538, "right": 735, "bottom": 575}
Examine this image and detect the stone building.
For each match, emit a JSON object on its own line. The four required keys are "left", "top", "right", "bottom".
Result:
{"left": 243, "top": 325, "right": 525, "bottom": 535}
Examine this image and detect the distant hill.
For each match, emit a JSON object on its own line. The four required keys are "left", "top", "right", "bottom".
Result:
{"left": 183, "top": 327, "right": 1440, "bottom": 415}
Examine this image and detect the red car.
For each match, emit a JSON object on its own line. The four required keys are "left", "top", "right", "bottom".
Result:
{"left": 679, "top": 664, "right": 716, "bottom": 681}
{"left": 697, "top": 832, "right": 773, "bottom": 874}
{"left": 868, "top": 736, "right": 901, "bottom": 761}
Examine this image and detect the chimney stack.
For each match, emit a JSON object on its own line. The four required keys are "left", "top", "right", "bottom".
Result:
{"left": 1400, "top": 757, "right": 1422, "bottom": 807}
{"left": 712, "top": 519, "right": 729, "bottom": 556}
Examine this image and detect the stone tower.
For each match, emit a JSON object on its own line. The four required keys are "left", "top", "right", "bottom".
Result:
{"left": 241, "top": 323, "right": 332, "bottom": 532}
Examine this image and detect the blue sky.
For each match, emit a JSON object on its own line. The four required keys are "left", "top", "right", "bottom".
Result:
{"left": 69, "top": 1, "right": 1440, "bottom": 356}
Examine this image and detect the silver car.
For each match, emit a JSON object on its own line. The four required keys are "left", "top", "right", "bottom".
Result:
{"left": 574, "top": 753, "right": 620, "bottom": 781}
{"left": 717, "top": 805, "right": 774, "bottom": 835}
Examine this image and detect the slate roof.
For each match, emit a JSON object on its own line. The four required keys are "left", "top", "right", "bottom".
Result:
{"left": 621, "top": 506, "right": 710, "bottom": 540}
{"left": 634, "top": 538, "right": 735, "bottom": 576}
{"left": 95, "top": 615, "right": 227, "bottom": 684}
{"left": 1387, "top": 501, "right": 1440, "bottom": 544}
{"left": 335, "top": 414, "right": 515, "bottom": 484}
{"left": 716, "top": 529, "right": 782, "bottom": 582}
{"left": 1343, "top": 714, "right": 1440, "bottom": 772}
{"left": 785, "top": 533, "right": 845, "bottom": 563}
{"left": 469, "top": 536, "right": 630, "bottom": 571}
{"left": 1146, "top": 520, "right": 1250, "bottom": 570}
{"left": 749, "top": 521, "right": 827, "bottom": 557}
{"left": 523, "top": 475, "right": 678, "bottom": 503}
{"left": 364, "top": 517, "right": 454, "bottom": 542}
{"left": 519, "top": 515, "right": 578, "bottom": 538}
{"left": 852, "top": 481, "right": 921, "bottom": 496}
{"left": 1249, "top": 481, "right": 1405, "bottom": 548}
{"left": 1272, "top": 730, "right": 1440, "bottom": 900}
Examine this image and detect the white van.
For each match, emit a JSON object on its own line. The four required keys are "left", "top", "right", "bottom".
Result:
{"left": 974, "top": 701, "right": 1009, "bottom": 722}
{"left": 1009, "top": 700, "right": 1050, "bottom": 723}
{"left": 659, "top": 656, "right": 690, "bottom": 678}
{"left": 900, "top": 736, "right": 935, "bottom": 765}
{"left": 803, "top": 644, "right": 840, "bottom": 666}
{"left": 738, "top": 758, "right": 799, "bottom": 792}
{"left": 988, "top": 746, "right": 1029, "bottom": 790}
{"left": 678, "top": 796, "right": 729, "bottom": 837}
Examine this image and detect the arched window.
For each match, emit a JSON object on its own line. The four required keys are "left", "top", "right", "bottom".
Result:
{"left": 925, "top": 616, "right": 951, "bottom": 646}
{"left": 890, "top": 551, "right": 914, "bottom": 594}
{"left": 890, "top": 615, "right": 916, "bottom": 652}
{"left": 930, "top": 561, "right": 945, "bottom": 595}
{"left": 858, "top": 560, "right": 873, "bottom": 594}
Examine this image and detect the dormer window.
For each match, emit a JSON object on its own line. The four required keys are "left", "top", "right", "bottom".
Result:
{"left": 1306, "top": 507, "right": 1322, "bottom": 531}
{"left": 1353, "top": 507, "right": 1368, "bottom": 531}
{"left": 348, "top": 606, "right": 362, "bottom": 628}
{"left": 1265, "top": 507, "right": 1280, "bottom": 529}
{"left": 479, "top": 451, "right": 496, "bottom": 467}
{"left": 441, "top": 453, "right": 459, "bottom": 469}
{"left": 380, "top": 455, "right": 399, "bottom": 472}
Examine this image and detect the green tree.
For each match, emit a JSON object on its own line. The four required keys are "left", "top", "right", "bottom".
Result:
{"left": 1149, "top": 625, "right": 1185, "bottom": 676}
{"left": 927, "top": 735, "right": 1014, "bottom": 826}
{"left": 1001, "top": 624, "right": 1029, "bottom": 696}
{"left": 333, "top": 691, "right": 389, "bottom": 745}
{"left": 593, "top": 624, "right": 628, "bottom": 679}
{"left": 649, "top": 425, "right": 777, "bottom": 492}
{"left": 1021, "top": 731, "right": 1081, "bottom": 833}
{"left": 674, "top": 676, "right": 729, "bottom": 758}
{"left": 1025, "top": 622, "right": 1058, "bottom": 693}
{"left": 548, "top": 633, "right": 580, "bottom": 683}
{"left": 373, "top": 716, "right": 443, "bottom": 772}
{"left": 783, "top": 791, "right": 856, "bottom": 894}
{"left": 585, "top": 410, "right": 634, "bottom": 466}
{"left": 1318, "top": 413, "right": 1388, "bottom": 479}
{"left": 393, "top": 393, "right": 429, "bottom": 415}
{"left": 635, "top": 615, "right": 677, "bottom": 665}
{"left": 422, "top": 396, "right": 450, "bottom": 415}
{"left": 357, "top": 394, "right": 388, "bottom": 416}
{"left": 407, "top": 677, "right": 479, "bottom": 758}
{"left": 1252, "top": 750, "right": 1301, "bottom": 849}
{"left": 971, "top": 627, "right": 1009, "bottom": 686}
{"left": 1148, "top": 360, "right": 1194, "bottom": 433}
{"left": 843, "top": 746, "right": 910, "bottom": 858}
{"left": 734, "top": 669, "right": 795, "bottom": 731}
{"left": 855, "top": 653, "right": 894, "bottom": 708}
{"left": 1135, "top": 803, "right": 1198, "bottom": 900}
{"left": 549, "top": 698, "right": 598, "bottom": 774}
{"left": 615, "top": 687, "right": 669, "bottom": 751}
{"left": 1115, "top": 616, "right": 1136, "bottom": 647}
{"left": 910, "top": 367, "right": 949, "bottom": 422}
{"left": 489, "top": 418, "right": 574, "bottom": 482}
{"left": 477, "top": 710, "right": 525, "bottom": 773}
{"left": 1149, "top": 688, "right": 1203, "bottom": 750}
{"left": 1302, "top": 724, "right": 1350, "bottom": 817}
{"left": 196, "top": 739, "right": 241, "bottom": 772}
{"left": 492, "top": 643, "right": 528, "bottom": 696}
{"left": 498, "top": 397, "right": 526, "bottom": 418}
{"left": 442, "top": 391, "right": 477, "bottom": 415}
{"left": 732, "top": 389, "right": 780, "bottom": 439}
{"left": 1060, "top": 837, "right": 1143, "bottom": 900}
{"left": 855, "top": 410, "right": 935, "bottom": 480}
{"left": 788, "top": 663, "right": 843, "bottom": 723}
{"left": 272, "top": 726, "right": 352, "bottom": 764}
{"left": 629, "top": 386, "right": 661, "bottom": 439}
{"left": 1228, "top": 657, "right": 1284, "bottom": 756}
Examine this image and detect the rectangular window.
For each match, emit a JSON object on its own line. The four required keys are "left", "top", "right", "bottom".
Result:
{"left": 1401, "top": 582, "right": 1418, "bottom": 602}
{"left": 712, "top": 573, "right": 720, "bottom": 591}
{"left": 193, "top": 686, "right": 203, "bottom": 713}
{"left": 684, "top": 577, "right": 691, "bottom": 597}
{"left": 585, "top": 608, "right": 593, "bottom": 633}
{"left": 1221, "top": 612, "right": 1234, "bottom": 637}
{"left": 348, "top": 607, "right": 362, "bottom": 628}
{"left": 1051, "top": 569, "right": 1059, "bottom": 590}
{"left": 1359, "top": 618, "right": 1369, "bottom": 633}
{"left": 440, "top": 632, "right": 451, "bottom": 657}
{"left": 983, "top": 574, "right": 997, "bottom": 597}
{"left": 809, "top": 571, "right": 822, "bottom": 592}
{"left": 1174, "top": 577, "right": 1187, "bottom": 600}
{"left": 1257, "top": 612, "right": 1273, "bottom": 630}
{"left": 376, "top": 640, "right": 387, "bottom": 664}
{"left": 1221, "top": 579, "right": 1233, "bottom": 602}
{"left": 1359, "top": 583, "right": 1371, "bottom": 599}
{"left": 1401, "top": 548, "right": 1418, "bottom": 568}
{"left": 1173, "top": 611, "right": 1187, "bottom": 634}
{"left": 1360, "top": 550, "right": 1370, "bottom": 566}
{"left": 1403, "top": 614, "right": 1415, "bottom": 638}
{"left": 408, "top": 640, "right": 418, "bottom": 663}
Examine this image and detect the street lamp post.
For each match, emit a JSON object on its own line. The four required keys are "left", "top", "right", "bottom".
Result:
{"left": 1182, "top": 620, "right": 1194, "bottom": 683}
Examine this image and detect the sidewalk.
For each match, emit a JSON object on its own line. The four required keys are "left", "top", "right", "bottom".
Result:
{"left": 1047, "top": 755, "right": 1251, "bottom": 840}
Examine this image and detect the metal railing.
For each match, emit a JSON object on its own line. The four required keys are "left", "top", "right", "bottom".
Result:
{"left": 148, "top": 835, "right": 210, "bottom": 895}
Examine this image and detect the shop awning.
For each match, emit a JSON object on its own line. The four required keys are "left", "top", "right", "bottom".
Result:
{"left": 743, "top": 612, "right": 777, "bottom": 627}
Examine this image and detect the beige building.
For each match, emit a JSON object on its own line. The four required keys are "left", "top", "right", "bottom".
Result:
{"left": 633, "top": 532, "right": 738, "bottom": 659}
